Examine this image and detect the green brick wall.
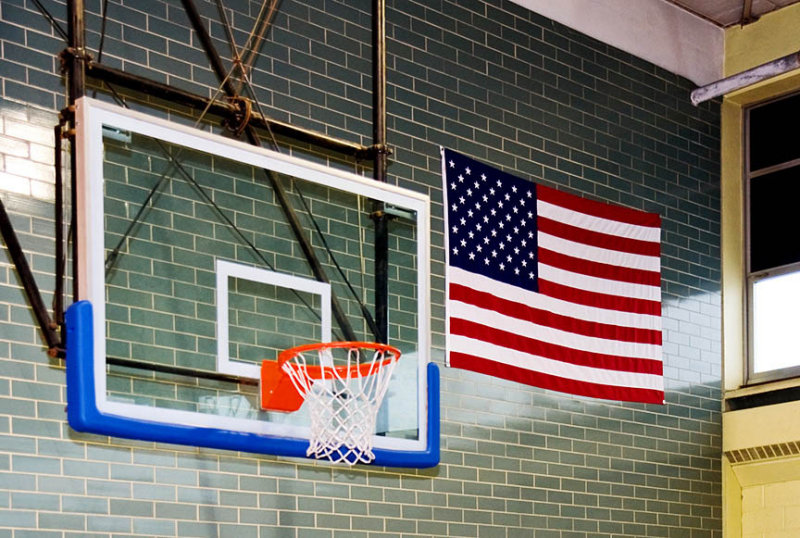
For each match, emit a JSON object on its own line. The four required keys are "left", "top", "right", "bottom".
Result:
{"left": 0, "top": 0, "right": 721, "bottom": 536}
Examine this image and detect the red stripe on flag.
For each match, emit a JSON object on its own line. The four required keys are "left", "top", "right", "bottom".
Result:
{"left": 538, "top": 279, "right": 661, "bottom": 316}
{"left": 450, "top": 318, "right": 663, "bottom": 374}
{"left": 450, "top": 283, "right": 661, "bottom": 345}
{"left": 539, "top": 248, "right": 661, "bottom": 286}
{"left": 537, "top": 184, "right": 661, "bottom": 228}
{"left": 538, "top": 216, "right": 660, "bottom": 257}
{"left": 443, "top": 149, "right": 664, "bottom": 404}
{"left": 449, "top": 352, "right": 665, "bottom": 404}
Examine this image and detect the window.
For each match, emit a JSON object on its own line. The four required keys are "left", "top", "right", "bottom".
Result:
{"left": 747, "top": 92, "right": 800, "bottom": 382}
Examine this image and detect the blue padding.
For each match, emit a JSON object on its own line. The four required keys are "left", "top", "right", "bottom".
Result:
{"left": 371, "top": 362, "right": 440, "bottom": 468}
{"left": 65, "top": 301, "right": 439, "bottom": 468}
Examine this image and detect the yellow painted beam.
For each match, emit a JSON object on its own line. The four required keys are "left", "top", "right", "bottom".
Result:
{"left": 720, "top": 100, "right": 744, "bottom": 393}
{"left": 725, "top": 2, "right": 800, "bottom": 76}
{"left": 724, "top": 400, "right": 800, "bottom": 452}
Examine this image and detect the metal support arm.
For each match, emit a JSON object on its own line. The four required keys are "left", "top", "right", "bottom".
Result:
{"left": 179, "top": 0, "right": 360, "bottom": 343}
{"left": 0, "top": 198, "right": 61, "bottom": 355}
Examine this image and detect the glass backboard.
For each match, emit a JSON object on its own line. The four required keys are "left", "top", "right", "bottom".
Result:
{"left": 67, "top": 97, "right": 438, "bottom": 467}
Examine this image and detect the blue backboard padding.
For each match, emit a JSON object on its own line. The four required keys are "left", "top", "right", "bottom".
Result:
{"left": 65, "top": 301, "right": 439, "bottom": 467}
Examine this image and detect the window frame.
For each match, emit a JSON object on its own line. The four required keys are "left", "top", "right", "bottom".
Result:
{"left": 746, "top": 262, "right": 800, "bottom": 384}
{"left": 745, "top": 95, "right": 800, "bottom": 384}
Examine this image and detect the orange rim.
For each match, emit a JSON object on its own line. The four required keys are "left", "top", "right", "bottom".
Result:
{"left": 278, "top": 341, "right": 401, "bottom": 380}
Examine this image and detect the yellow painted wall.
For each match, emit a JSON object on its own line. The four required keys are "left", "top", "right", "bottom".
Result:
{"left": 722, "top": 6, "right": 800, "bottom": 538}
{"left": 742, "top": 480, "right": 800, "bottom": 537}
{"left": 721, "top": 0, "right": 800, "bottom": 392}
{"left": 721, "top": 2, "right": 800, "bottom": 396}
{"left": 724, "top": 459, "right": 743, "bottom": 538}
{"left": 725, "top": 2, "right": 800, "bottom": 76}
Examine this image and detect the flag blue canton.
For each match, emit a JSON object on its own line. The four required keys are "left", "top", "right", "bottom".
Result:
{"left": 445, "top": 152, "right": 539, "bottom": 292}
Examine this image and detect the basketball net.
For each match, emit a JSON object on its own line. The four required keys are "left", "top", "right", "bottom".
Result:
{"left": 279, "top": 343, "right": 400, "bottom": 465}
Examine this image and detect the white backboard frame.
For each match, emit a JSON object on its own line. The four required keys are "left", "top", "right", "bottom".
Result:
{"left": 73, "top": 96, "right": 433, "bottom": 457}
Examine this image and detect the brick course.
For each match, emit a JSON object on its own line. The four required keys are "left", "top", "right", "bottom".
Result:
{"left": 0, "top": 0, "right": 720, "bottom": 536}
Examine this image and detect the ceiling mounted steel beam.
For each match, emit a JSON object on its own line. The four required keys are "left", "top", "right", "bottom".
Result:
{"left": 179, "top": 0, "right": 361, "bottom": 343}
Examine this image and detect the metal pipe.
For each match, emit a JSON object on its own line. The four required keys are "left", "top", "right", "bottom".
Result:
{"left": 107, "top": 357, "right": 258, "bottom": 386}
{"left": 179, "top": 0, "right": 358, "bottom": 342}
{"left": 0, "top": 197, "right": 61, "bottom": 353}
{"left": 67, "top": 0, "right": 86, "bottom": 101}
{"left": 88, "top": 61, "right": 232, "bottom": 112}
{"left": 85, "top": 61, "right": 372, "bottom": 158}
{"left": 54, "top": 123, "right": 64, "bottom": 325}
{"left": 691, "top": 51, "right": 800, "bottom": 106}
{"left": 67, "top": 0, "right": 86, "bottom": 301}
{"left": 372, "top": 0, "right": 389, "bottom": 343}
{"left": 741, "top": 0, "right": 755, "bottom": 24}
{"left": 373, "top": 0, "right": 387, "bottom": 172}
{"left": 180, "top": 0, "right": 238, "bottom": 98}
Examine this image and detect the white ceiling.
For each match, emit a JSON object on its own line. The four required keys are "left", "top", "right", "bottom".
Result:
{"left": 514, "top": 0, "right": 800, "bottom": 86}
{"left": 514, "top": 0, "right": 724, "bottom": 85}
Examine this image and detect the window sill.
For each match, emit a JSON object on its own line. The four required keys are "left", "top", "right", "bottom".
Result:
{"left": 725, "top": 376, "right": 800, "bottom": 411}
{"left": 725, "top": 376, "right": 800, "bottom": 400}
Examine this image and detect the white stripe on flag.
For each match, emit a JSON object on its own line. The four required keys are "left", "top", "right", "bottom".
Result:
{"left": 538, "top": 263, "right": 662, "bottom": 302}
{"left": 442, "top": 148, "right": 664, "bottom": 404}
{"left": 451, "top": 267, "right": 660, "bottom": 330}
{"left": 450, "top": 300, "right": 662, "bottom": 360}
{"left": 449, "top": 334, "right": 664, "bottom": 390}
{"left": 537, "top": 200, "right": 661, "bottom": 242}
{"left": 538, "top": 232, "right": 661, "bottom": 273}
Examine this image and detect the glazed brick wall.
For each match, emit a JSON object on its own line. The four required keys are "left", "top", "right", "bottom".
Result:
{"left": 0, "top": 0, "right": 721, "bottom": 536}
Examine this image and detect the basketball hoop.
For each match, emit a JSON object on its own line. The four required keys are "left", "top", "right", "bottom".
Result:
{"left": 260, "top": 342, "right": 401, "bottom": 465}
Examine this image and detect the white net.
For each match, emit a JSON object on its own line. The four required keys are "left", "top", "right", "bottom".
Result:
{"left": 280, "top": 343, "right": 399, "bottom": 465}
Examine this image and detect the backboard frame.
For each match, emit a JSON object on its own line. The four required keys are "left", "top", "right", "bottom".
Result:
{"left": 67, "top": 97, "right": 439, "bottom": 467}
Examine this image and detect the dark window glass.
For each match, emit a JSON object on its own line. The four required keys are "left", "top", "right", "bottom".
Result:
{"left": 750, "top": 165, "right": 800, "bottom": 272}
{"left": 750, "top": 93, "right": 800, "bottom": 171}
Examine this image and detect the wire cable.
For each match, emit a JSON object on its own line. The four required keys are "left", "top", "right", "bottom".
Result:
{"left": 239, "top": 0, "right": 282, "bottom": 88}
{"left": 294, "top": 186, "right": 380, "bottom": 339}
{"left": 214, "top": 0, "right": 246, "bottom": 82}
{"left": 96, "top": 0, "right": 110, "bottom": 63}
{"left": 215, "top": 3, "right": 380, "bottom": 341}
{"left": 99, "top": 83, "right": 332, "bottom": 334}
{"left": 31, "top": 0, "right": 68, "bottom": 42}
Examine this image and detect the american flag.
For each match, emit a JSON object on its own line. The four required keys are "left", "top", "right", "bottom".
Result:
{"left": 442, "top": 148, "right": 664, "bottom": 404}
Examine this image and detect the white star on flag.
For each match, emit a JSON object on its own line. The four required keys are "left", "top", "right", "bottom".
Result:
{"left": 442, "top": 147, "right": 664, "bottom": 404}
